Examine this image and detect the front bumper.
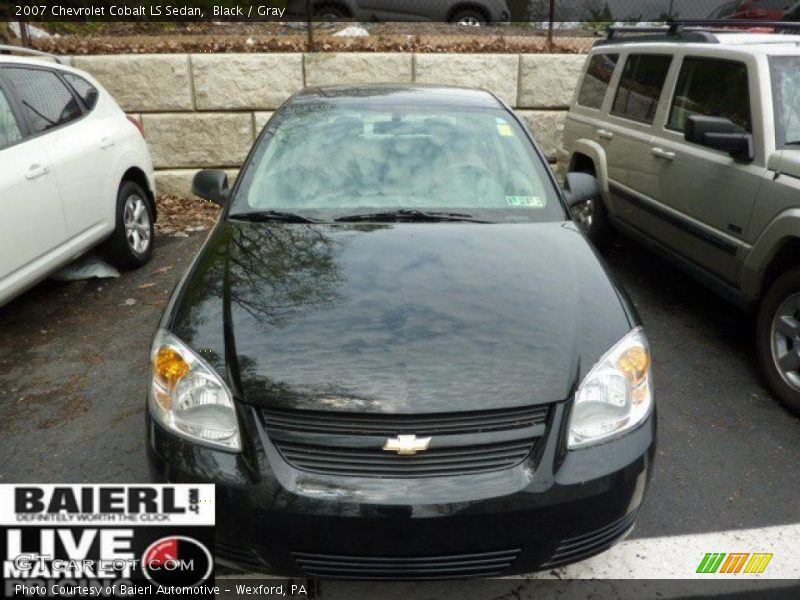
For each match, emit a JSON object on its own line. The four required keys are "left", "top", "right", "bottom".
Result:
{"left": 147, "top": 403, "right": 655, "bottom": 578}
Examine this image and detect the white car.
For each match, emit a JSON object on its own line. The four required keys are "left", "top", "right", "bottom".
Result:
{"left": 0, "top": 47, "right": 156, "bottom": 307}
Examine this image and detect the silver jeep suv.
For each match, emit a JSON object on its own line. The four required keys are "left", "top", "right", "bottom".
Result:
{"left": 559, "top": 25, "right": 800, "bottom": 414}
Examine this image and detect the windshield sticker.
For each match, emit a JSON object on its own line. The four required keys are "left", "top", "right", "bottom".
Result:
{"left": 506, "top": 196, "right": 546, "bottom": 208}
{"left": 497, "top": 122, "right": 514, "bottom": 137}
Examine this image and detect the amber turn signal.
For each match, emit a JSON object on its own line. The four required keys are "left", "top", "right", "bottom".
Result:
{"left": 154, "top": 346, "right": 190, "bottom": 391}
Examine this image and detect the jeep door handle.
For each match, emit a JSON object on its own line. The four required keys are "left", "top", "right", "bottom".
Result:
{"left": 651, "top": 147, "right": 676, "bottom": 161}
{"left": 100, "top": 136, "right": 115, "bottom": 149}
{"left": 25, "top": 163, "right": 50, "bottom": 180}
{"left": 597, "top": 129, "right": 615, "bottom": 140}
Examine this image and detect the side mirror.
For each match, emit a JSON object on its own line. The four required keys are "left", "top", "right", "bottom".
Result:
{"left": 192, "top": 170, "right": 230, "bottom": 206}
{"left": 563, "top": 172, "right": 602, "bottom": 209}
{"left": 685, "top": 116, "right": 754, "bottom": 162}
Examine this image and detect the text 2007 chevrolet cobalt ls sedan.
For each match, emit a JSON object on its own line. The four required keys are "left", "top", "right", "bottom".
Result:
{"left": 147, "top": 85, "right": 655, "bottom": 578}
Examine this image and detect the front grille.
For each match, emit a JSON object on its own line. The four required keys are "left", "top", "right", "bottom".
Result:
{"left": 277, "top": 439, "right": 535, "bottom": 477}
{"left": 540, "top": 510, "right": 638, "bottom": 569}
{"left": 263, "top": 405, "right": 549, "bottom": 436}
{"left": 262, "top": 405, "right": 550, "bottom": 478}
{"left": 292, "top": 548, "right": 522, "bottom": 579}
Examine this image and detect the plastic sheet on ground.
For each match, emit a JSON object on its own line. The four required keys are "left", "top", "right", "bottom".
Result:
{"left": 51, "top": 254, "right": 120, "bottom": 282}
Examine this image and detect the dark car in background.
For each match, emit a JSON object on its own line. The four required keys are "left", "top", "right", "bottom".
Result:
{"left": 709, "top": 0, "right": 794, "bottom": 19}
{"left": 146, "top": 85, "right": 655, "bottom": 578}
{"left": 289, "top": 0, "right": 511, "bottom": 25}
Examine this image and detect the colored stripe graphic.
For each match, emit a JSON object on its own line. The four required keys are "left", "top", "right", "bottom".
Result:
{"left": 697, "top": 553, "right": 726, "bottom": 573}
{"left": 697, "top": 552, "right": 773, "bottom": 574}
{"left": 720, "top": 553, "right": 749, "bottom": 573}
{"left": 744, "top": 553, "right": 773, "bottom": 574}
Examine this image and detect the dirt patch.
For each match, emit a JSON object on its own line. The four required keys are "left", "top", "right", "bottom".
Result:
{"left": 36, "top": 395, "right": 90, "bottom": 430}
{"left": 1, "top": 374, "right": 89, "bottom": 431}
{"left": 109, "top": 405, "right": 145, "bottom": 427}
{"left": 33, "top": 21, "right": 595, "bottom": 38}
{"left": 21, "top": 22, "right": 595, "bottom": 54}
{"left": 156, "top": 194, "right": 221, "bottom": 237}
{"left": 32, "top": 33, "right": 593, "bottom": 55}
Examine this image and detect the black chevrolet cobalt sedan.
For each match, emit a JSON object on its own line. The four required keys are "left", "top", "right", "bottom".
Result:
{"left": 147, "top": 85, "right": 655, "bottom": 578}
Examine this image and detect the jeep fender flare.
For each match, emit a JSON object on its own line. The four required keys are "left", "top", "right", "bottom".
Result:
{"left": 741, "top": 208, "right": 800, "bottom": 299}
{"left": 569, "top": 139, "right": 611, "bottom": 201}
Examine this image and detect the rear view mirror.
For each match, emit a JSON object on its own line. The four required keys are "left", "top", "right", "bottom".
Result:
{"left": 685, "top": 116, "right": 754, "bottom": 162}
{"left": 192, "top": 170, "right": 230, "bottom": 206}
{"left": 563, "top": 172, "right": 602, "bottom": 209}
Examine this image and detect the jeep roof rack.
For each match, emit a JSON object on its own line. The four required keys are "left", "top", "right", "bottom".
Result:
{"left": 597, "top": 19, "right": 800, "bottom": 46}
{"left": 0, "top": 45, "right": 65, "bottom": 64}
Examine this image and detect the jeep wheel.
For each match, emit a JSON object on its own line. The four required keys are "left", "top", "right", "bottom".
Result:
{"left": 757, "top": 268, "right": 800, "bottom": 415}
{"left": 569, "top": 182, "right": 615, "bottom": 251}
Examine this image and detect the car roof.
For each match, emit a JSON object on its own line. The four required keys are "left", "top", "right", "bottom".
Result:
{"left": 0, "top": 53, "right": 66, "bottom": 67}
{"left": 290, "top": 84, "right": 505, "bottom": 109}
{"left": 596, "top": 31, "right": 800, "bottom": 54}
{"left": 713, "top": 32, "right": 800, "bottom": 46}
{"left": 0, "top": 52, "right": 105, "bottom": 88}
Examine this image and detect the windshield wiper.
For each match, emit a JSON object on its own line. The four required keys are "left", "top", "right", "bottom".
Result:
{"left": 229, "top": 211, "right": 324, "bottom": 224}
{"left": 334, "top": 209, "right": 490, "bottom": 223}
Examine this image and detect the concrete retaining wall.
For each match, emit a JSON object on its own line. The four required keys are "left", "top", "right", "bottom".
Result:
{"left": 71, "top": 53, "right": 587, "bottom": 197}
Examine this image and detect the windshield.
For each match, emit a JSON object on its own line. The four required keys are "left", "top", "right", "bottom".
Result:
{"left": 770, "top": 56, "right": 800, "bottom": 148}
{"left": 230, "top": 103, "right": 565, "bottom": 223}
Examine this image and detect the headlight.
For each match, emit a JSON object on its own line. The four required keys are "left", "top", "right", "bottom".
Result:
{"left": 568, "top": 327, "right": 653, "bottom": 449}
{"left": 149, "top": 329, "right": 240, "bottom": 452}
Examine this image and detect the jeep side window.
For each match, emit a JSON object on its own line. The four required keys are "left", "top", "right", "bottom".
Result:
{"left": 577, "top": 54, "right": 619, "bottom": 110}
{"left": 770, "top": 56, "right": 800, "bottom": 148}
{"left": 668, "top": 58, "right": 751, "bottom": 134}
{"left": 611, "top": 54, "right": 672, "bottom": 124}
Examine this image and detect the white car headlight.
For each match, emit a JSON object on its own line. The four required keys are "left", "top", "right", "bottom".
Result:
{"left": 149, "top": 329, "right": 241, "bottom": 452}
{"left": 568, "top": 327, "right": 653, "bottom": 449}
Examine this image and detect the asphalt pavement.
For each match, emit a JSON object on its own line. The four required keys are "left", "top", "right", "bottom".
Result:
{"left": 1, "top": 230, "right": 799, "bottom": 594}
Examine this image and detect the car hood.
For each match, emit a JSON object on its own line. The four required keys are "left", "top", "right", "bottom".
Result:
{"left": 168, "top": 221, "right": 635, "bottom": 414}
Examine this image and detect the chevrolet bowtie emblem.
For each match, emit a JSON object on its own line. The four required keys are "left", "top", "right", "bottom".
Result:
{"left": 383, "top": 435, "right": 432, "bottom": 456}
